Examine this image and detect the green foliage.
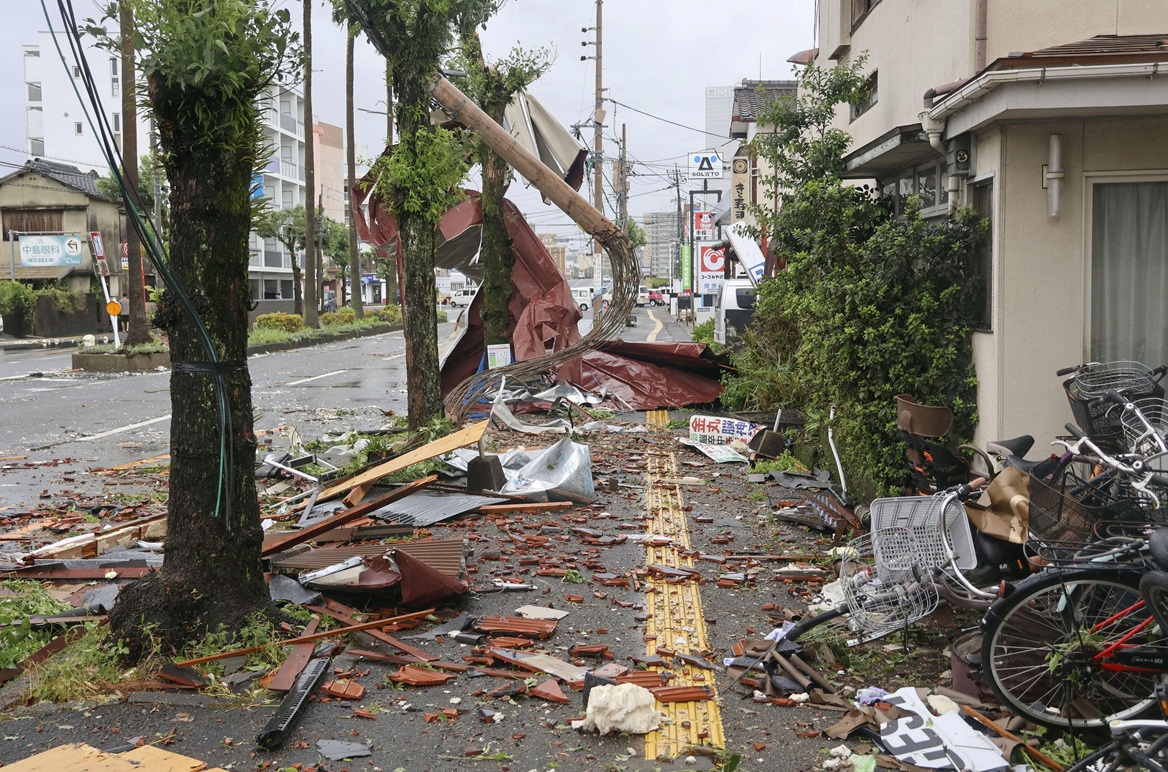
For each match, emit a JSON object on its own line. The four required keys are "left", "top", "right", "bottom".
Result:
{"left": 0, "top": 581, "right": 72, "bottom": 670}
{"left": 94, "top": 153, "right": 168, "bottom": 221}
{"left": 435, "top": 309, "right": 448, "bottom": 323}
{"left": 378, "top": 304, "right": 403, "bottom": 324}
{"left": 88, "top": 0, "right": 303, "bottom": 157}
{"left": 320, "top": 311, "right": 342, "bottom": 326}
{"left": 751, "top": 453, "right": 807, "bottom": 475}
{"left": 372, "top": 127, "right": 469, "bottom": 224}
{"left": 253, "top": 204, "right": 309, "bottom": 254}
{"left": 727, "top": 60, "right": 985, "bottom": 498}
{"left": 625, "top": 218, "right": 647, "bottom": 249}
{"left": 255, "top": 312, "right": 304, "bottom": 332}
{"left": 692, "top": 319, "right": 715, "bottom": 346}
{"left": 0, "top": 281, "right": 36, "bottom": 326}
{"left": 27, "top": 621, "right": 137, "bottom": 702}
{"left": 321, "top": 307, "right": 358, "bottom": 326}
{"left": 38, "top": 285, "right": 86, "bottom": 315}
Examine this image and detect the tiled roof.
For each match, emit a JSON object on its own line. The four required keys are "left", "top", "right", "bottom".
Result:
{"left": 6, "top": 158, "right": 109, "bottom": 199}
{"left": 731, "top": 80, "right": 798, "bottom": 122}
{"left": 994, "top": 34, "right": 1168, "bottom": 69}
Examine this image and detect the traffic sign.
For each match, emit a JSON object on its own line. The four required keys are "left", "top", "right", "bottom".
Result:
{"left": 689, "top": 150, "right": 723, "bottom": 179}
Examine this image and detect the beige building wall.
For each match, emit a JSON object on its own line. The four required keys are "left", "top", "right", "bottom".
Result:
{"left": 987, "top": 0, "right": 1163, "bottom": 58}
{"left": 314, "top": 121, "right": 347, "bottom": 224}
{"left": 973, "top": 116, "right": 1168, "bottom": 446}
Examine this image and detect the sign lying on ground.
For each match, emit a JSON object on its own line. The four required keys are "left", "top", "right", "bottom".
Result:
{"left": 18, "top": 234, "right": 84, "bottom": 267}
{"left": 688, "top": 414, "right": 761, "bottom": 445}
{"left": 679, "top": 437, "right": 749, "bottom": 463}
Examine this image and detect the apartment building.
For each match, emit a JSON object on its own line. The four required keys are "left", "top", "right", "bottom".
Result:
{"left": 22, "top": 31, "right": 308, "bottom": 311}
{"left": 803, "top": 0, "right": 1168, "bottom": 445}
{"left": 643, "top": 211, "right": 682, "bottom": 280}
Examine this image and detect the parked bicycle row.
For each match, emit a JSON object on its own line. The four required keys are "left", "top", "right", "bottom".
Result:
{"left": 785, "top": 360, "right": 1168, "bottom": 770}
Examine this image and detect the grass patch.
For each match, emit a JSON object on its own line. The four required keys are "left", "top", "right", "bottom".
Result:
{"left": 0, "top": 581, "right": 73, "bottom": 670}
{"left": 751, "top": 452, "right": 807, "bottom": 475}
{"left": 82, "top": 339, "right": 170, "bottom": 355}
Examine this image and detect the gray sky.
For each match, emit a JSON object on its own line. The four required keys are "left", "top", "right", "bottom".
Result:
{"left": 1, "top": 1, "right": 814, "bottom": 242}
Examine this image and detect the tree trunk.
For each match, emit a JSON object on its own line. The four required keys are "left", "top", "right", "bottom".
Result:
{"left": 382, "top": 62, "right": 398, "bottom": 308}
{"left": 110, "top": 78, "right": 268, "bottom": 657}
{"left": 479, "top": 146, "right": 514, "bottom": 345}
{"left": 290, "top": 237, "right": 303, "bottom": 315}
{"left": 394, "top": 67, "right": 443, "bottom": 430}
{"left": 120, "top": 4, "right": 151, "bottom": 347}
{"left": 302, "top": 0, "right": 318, "bottom": 327}
{"left": 346, "top": 29, "right": 364, "bottom": 319}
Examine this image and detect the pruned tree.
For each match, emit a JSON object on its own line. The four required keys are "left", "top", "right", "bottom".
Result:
{"left": 254, "top": 204, "right": 308, "bottom": 314}
{"left": 335, "top": 0, "right": 498, "bottom": 429}
{"left": 454, "top": 33, "right": 549, "bottom": 345}
{"left": 93, "top": 0, "right": 302, "bottom": 656}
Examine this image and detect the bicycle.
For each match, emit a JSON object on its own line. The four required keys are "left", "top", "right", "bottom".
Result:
{"left": 1065, "top": 716, "right": 1168, "bottom": 771}
{"left": 981, "top": 396, "right": 1168, "bottom": 730}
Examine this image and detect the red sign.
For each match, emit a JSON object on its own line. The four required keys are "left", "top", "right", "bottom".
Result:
{"left": 120, "top": 240, "right": 129, "bottom": 258}
{"left": 698, "top": 244, "right": 725, "bottom": 273}
{"left": 693, "top": 210, "right": 713, "bottom": 237}
{"left": 89, "top": 231, "right": 105, "bottom": 259}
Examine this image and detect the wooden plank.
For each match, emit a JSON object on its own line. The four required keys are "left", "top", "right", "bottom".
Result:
{"left": 173, "top": 607, "right": 434, "bottom": 667}
{"left": 342, "top": 481, "right": 374, "bottom": 508}
{"left": 478, "top": 501, "right": 575, "bottom": 514}
{"left": 260, "top": 475, "right": 436, "bottom": 558}
{"left": 2, "top": 743, "right": 138, "bottom": 771}
{"left": 266, "top": 616, "right": 320, "bottom": 692}
{"left": 306, "top": 602, "right": 435, "bottom": 663}
{"left": 28, "top": 516, "right": 167, "bottom": 561}
{"left": 120, "top": 745, "right": 208, "bottom": 771}
{"left": 94, "top": 453, "right": 170, "bottom": 472}
{"left": 317, "top": 420, "right": 489, "bottom": 501}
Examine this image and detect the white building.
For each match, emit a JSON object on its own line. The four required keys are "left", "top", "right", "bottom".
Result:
{"left": 23, "top": 31, "right": 307, "bottom": 312}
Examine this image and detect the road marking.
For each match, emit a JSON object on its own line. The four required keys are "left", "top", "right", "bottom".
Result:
{"left": 286, "top": 369, "right": 348, "bottom": 386}
{"left": 382, "top": 353, "right": 405, "bottom": 361}
{"left": 646, "top": 310, "right": 664, "bottom": 342}
{"left": 78, "top": 414, "right": 171, "bottom": 442}
{"left": 642, "top": 414, "right": 726, "bottom": 762}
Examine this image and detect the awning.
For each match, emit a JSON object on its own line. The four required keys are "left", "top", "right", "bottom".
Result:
{"left": 843, "top": 124, "right": 935, "bottom": 179}
{"left": 5, "top": 266, "right": 76, "bottom": 280}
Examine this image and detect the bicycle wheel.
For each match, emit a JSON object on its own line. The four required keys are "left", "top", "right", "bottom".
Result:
{"left": 786, "top": 606, "right": 849, "bottom": 645}
{"left": 1141, "top": 571, "right": 1168, "bottom": 637}
{"left": 982, "top": 568, "right": 1167, "bottom": 729}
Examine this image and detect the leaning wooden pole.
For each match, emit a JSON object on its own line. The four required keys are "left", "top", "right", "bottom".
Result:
{"left": 429, "top": 76, "right": 640, "bottom": 420}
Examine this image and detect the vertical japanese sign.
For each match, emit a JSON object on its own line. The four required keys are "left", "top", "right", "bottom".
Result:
{"left": 680, "top": 245, "right": 692, "bottom": 291}
{"left": 731, "top": 157, "right": 749, "bottom": 223}
{"left": 89, "top": 231, "right": 109, "bottom": 277}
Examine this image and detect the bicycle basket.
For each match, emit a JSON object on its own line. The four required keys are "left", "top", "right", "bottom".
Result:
{"left": 1025, "top": 473, "right": 1148, "bottom": 564}
{"left": 869, "top": 493, "right": 977, "bottom": 572}
{"left": 836, "top": 527, "right": 939, "bottom": 645}
{"left": 1064, "top": 361, "right": 1165, "bottom": 439}
{"left": 1120, "top": 398, "right": 1168, "bottom": 465}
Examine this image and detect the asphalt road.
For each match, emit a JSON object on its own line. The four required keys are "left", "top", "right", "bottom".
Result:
{"left": 0, "top": 305, "right": 691, "bottom": 513}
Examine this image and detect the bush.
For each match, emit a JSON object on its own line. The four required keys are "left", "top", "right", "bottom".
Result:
{"left": 378, "top": 305, "right": 402, "bottom": 324}
{"left": 255, "top": 312, "right": 303, "bottom": 332}
{"left": 320, "top": 311, "right": 343, "bottom": 326}
{"left": 0, "top": 281, "right": 36, "bottom": 329}
{"left": 692, "top": 319, "right": 715, "bottom": 346}
{"left": 436, "top": 309, "right": 448, "bottom": 323}
{"left": 336, "top": 306, "right": 356, "bottom": 320}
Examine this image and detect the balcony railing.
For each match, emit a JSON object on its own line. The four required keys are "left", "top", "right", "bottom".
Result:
{"left": 280, "top": 160, "right": 298, "bottom": 179}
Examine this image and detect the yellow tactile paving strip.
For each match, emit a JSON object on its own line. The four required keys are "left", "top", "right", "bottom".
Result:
{"left": 641, "top": 416, "right": 726, "bottom": 761}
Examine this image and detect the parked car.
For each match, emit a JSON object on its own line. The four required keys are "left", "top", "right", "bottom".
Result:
{"left": 321, "top": 290, "right": 338, "bottom": 313}
{"left": 450, "top": 288, "right": 477, "bottom": 307}
{"left": 571, "top": 287, "right": 593, "bottom": 311}
{"left": 714, "top": 279, "right": 757, "bottom": 345}
{"left": 647, "top": 290, "right": 666, "bottom": 306}
{"left": 635, "top": 287, "right": 650, "bottom": 307}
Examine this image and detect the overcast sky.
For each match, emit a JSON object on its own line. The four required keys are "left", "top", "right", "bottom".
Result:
{"left": 2, "top": 1, "right": 815, "bottom": 244}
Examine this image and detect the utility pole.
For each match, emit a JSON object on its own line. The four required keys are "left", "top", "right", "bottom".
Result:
{"left": 617, "top": 123, "right": 628, "bottom": 233}
{"left": 303, "top": 0, "right": 318, "bottom": 327}
{"left": 346, "top": 27, "right": 363, "bottom": 318}
{"left": 120, "top": 4, "right": 149, "bottom": 346}
{"left": 582, "top": 0, "right": 604, "bottom": 287}
{"left": 674, "top": 165, "right": 683, "bottom": 287}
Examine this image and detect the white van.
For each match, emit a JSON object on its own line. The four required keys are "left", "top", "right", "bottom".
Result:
{"left": 714, "top": 279, "right": 757, "bottom": 345}
{"left": 450, "top": 287, "right": 478, "bottom": 307}
{"left": 571, "top": 287, "right": 595, "bottom": 311}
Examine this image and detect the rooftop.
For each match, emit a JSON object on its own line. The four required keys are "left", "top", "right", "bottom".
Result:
{"left": 1, "top": 158, "right": 110, "bottom": 199}
{"left": 992, "top": 33, "right": 1168, "bottom": 70}
{"left": 730, "top": 80, "right": 798, "bottom": 138}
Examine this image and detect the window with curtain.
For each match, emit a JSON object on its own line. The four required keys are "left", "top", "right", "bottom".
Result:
{"left": 1091, "top": 181, "right": 1168, "bottom": 364}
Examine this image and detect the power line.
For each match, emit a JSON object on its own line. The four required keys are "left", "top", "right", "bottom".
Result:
{"left": 605, "top": 97, "right": 729, "bottom": 141}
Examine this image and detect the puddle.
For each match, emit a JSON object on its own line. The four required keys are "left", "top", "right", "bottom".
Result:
{"left": 324, "top": 381, "right": 361, "bottom": 389}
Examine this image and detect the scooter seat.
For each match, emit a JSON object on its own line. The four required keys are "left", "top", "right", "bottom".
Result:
{"left": 986, "top": 435, "right": 1035, "bottom": 459}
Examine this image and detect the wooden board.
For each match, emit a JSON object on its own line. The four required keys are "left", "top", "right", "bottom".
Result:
{"left": 317, "top": 420, "right": 489, "bottom": 501}
{"left": 121, "top": 745, "right": 208, "bottom": 771}
{"left": 3, "top": 743, "right": 139, "bottom": 771}
{"left": 28, "top": 516, "right": 167, "bottom": 561}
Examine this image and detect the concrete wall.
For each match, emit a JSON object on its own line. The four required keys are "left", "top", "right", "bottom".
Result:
{"left": 974, "top": 115, "right": 1168, "bottom": 446}
{"left": 987, "top": 0, "right": 1162, "bottom": 58}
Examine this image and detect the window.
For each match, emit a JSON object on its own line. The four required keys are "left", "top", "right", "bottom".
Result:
{"left": 71, "top": 65, "right": 81, "bottom": 78}
{"left": 851, "top": 0, "right": 881, "bottom": 26}
{"left": 29, "top": 138, "right": 44, "bottom": 155}
{"left": 1091, "top": 180, "right": 1168, "bottom": 363}
{"left": 110, "top": 57, "right": 119, "bottom": 97}
{"left": 880, "top": 162, "right": 949, "bottom": 216}
{"left": 74, "top": 122, "right": 83, "bottom": 135}
{"left": 27, "top": 83, "right": 41, "bottom": 102}
{"left": 970, "top": 180, "right": 993, "bottom": 331}
{"left": 112, "top": 113, "right": 121, "bottom": 132}
{"left": 849, "top": 71, "right": 877, "bottom": 122}
{"left": 2, "top": 208, "right": 64, "bottom": 233}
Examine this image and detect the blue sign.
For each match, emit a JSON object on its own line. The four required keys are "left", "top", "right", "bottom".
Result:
{"left": 18, "top": 234, "right": 84, "bottom": 267}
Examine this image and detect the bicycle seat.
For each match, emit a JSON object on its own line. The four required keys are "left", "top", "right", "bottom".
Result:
{"left": 1151, "top": 528, "right": 1168, "bottom": 571}
{"left": 986, "top": 435, "right": 1035, "bottom": 459}
{"left": 1004, "top": 455, "right": 1044, "bottom": 474}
